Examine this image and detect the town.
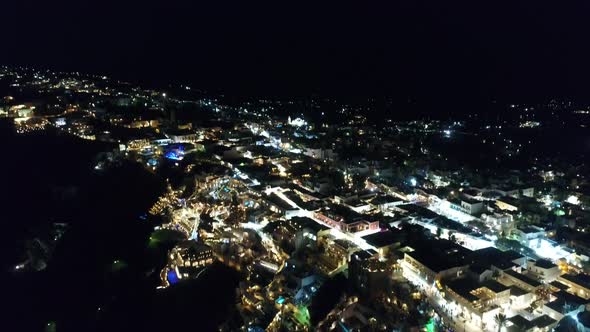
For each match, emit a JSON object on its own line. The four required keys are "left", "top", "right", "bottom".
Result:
{"left": 3, "top": 65, "right": 590, "bottom": 332}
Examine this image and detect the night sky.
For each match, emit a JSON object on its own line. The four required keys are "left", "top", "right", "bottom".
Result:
{"left": 3, "top": 1, "right": 590, "bottom": 103}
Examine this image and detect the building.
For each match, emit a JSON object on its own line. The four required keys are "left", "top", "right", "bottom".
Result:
{"left": 502, "top": 269, "right": 543, "bottom": 292}
{"left": 280, "top": 259, "right": 320, "bottom": 297}
{"left": 349, "top": 250, "right": 388, "bottom": 300}
{"left": 248, "top": 209, "right": 268, "bottom": 224}
{"left": 557, "top": 273, "right": 590, "bottom": 300}
{"left": 313, "top": 204, "right": 379, "bottom": 234}
{"left": 543, "top": 290, "right": 589, "bottom": 321}
{"left": 127, "top": 138, "right": 150, "bottom": 150}
{"left": 361, "top": 229, "right": 404, "bottom": 258}
{"left": 511, "top": 225, "right": 546, "bottom": 246}
{"left": 505, "top": 314, "right": 557, "bottom": 332}
{"left": 303, "top": 147, "right": 337, "bottom": 161}
{"left": 265, "top": 193, "right": 301, "bottom": 219}
{"left": 521, "top": 187, "right": 535, "bottom": 198}
{"left": 402, "top": 240, "right": 471, "bottom": 285}
{"left": 449, "top": 196, "right": 485, "bottom": 215}
{"left": 481, "top": 212, "right": 513, "bottom": 229}
{"left": 527, "top": 259, "right": 561, "bottom": 283}
{"left": 443, "top": 278, "right": 505, "bottom": 330}
{"left": 369, "top": 195, "right": 404, "bottom": 212}
{"left": 342, "top": 198, "right": 373, "bottom": 214}
{"left": 509, "top": 285, "right": 535, "bottom": 309}
{"left": 496, "top": 196, "right": 519, "bottom": 212}
{"left": 467, "top": 247, "right": 526, "bottom": 276}
{"left": 302, "top": 177, "right": 332, "bottom": 194}
{"left": 170, "top": 241, "right": 214, "bottom": 270}
{"left": 318, "top": 237, "right": 359, "bottom": 275}
{"left": 286, "top": 216, "right": 330, "bottom": 251}
{"left": 9, "top": 104, "right": 35, "bottom": 117}
{"left": 163, "top": 241, "right": 215, "bottom": 284}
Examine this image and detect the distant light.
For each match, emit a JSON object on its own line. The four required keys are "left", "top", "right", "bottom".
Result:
{"left": 162, "top": 93, "right": 166, "bottom": 98}
{"left": 566, "top": 195, "right": 580, "bottom": 205}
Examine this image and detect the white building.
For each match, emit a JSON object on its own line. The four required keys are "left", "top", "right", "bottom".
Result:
{"left": 527, "top": 259, "right": 561, "bottom": 283}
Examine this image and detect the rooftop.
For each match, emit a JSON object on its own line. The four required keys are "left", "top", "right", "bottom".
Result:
{"left": 362, "top": 229, "right": 405, "bottom": 248}
{"left": 468, "top": 247, "right": 524, "bottom": 270}
{"left": 482, "top": 279, "right": 509, "bottom": 293}
{"left": 176, "top": 240, "right": 213, "bottom": 254}
{"left": 517, "top": 225, "right": 545, "bottom": 234}
{"left": 534, "top": 258, "right": 556, "bottom": 269}
{"left": 560, "top": 273, "right": 590, "bottom": 290}
{"left": 369, "top": 195, "right": 402, "bottom": 206}
{"left": 351, "top": 250, "right": 377, "bottom": 262}
{"left": 507, "top": 314, "right": 556, "bottom": 331}
{"left": 406, "top": 239, "right": 471, "bottom": 273}
{"left": 509, "top": 285, "right": 529, "bottom": 297}
{"left": 497, "top": 196, "right": 520, "bottom": 206}
{"left": 445, "top": 278, "right": 480, "bottom": 302}
{"left": 460, "top": 195, "right": 482, "bottom": 205}
{"left": 289, "top": 216, "right": 329, "bottom": 233}
{"left": 549, "top": 281, "right": 570, "bottom": 291}
{"left": 267, "top": 193, "right": 297, "bottom": 211}
{"left": 545, "top": 290, "right": 589, "bottom": 313}
{"left": 504, "top": 269, "right": 542, "bottom": 288}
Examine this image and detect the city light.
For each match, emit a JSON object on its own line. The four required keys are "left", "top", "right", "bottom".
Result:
{"left": 4, "top": 43, "right": 590, "bottom": 332}
{"left": 566, "top": 195, "right": 580, "bottom": 205}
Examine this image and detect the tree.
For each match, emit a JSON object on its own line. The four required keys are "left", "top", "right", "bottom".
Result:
{"left": 436, "top": 227, "right": 442, "bottom": 238}
{"left": 351, "top": 173, "right": 366, "bottom": 191}
{"left": 492, "top": 269, "right": 501, "bottom": 279}
{"left": 495, "top": 313, "right": 507, "bottom": 332}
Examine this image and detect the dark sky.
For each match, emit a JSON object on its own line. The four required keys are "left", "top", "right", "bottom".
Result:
{"left": 3, "top": 1, "right": 590, "bottom": 102}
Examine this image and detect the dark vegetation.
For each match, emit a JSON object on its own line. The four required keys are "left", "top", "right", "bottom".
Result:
{"left": 2, "top": 119, "right": 242, "bottom": 332}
